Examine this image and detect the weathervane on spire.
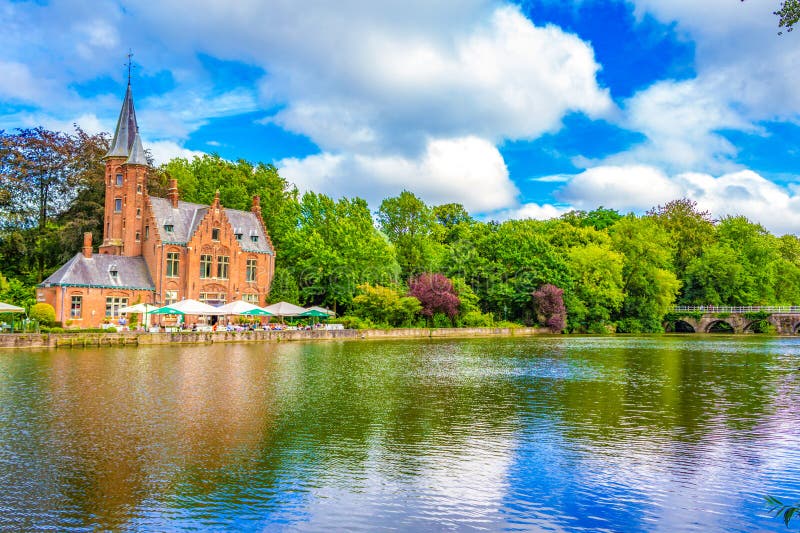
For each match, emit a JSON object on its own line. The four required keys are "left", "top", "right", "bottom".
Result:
{"left": 125, "top": 49, "right": 135, "bottom": 85}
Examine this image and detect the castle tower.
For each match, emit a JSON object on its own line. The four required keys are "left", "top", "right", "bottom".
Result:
{"left": 99, "top": 82, "right": 148, "bottom": 256}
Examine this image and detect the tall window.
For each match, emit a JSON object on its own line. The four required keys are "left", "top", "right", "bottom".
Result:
{"left": 145, "top": 225, "right": 149, "bottom": 239}
{"left": 217, "top": 255, "right": 229, "bottom": 279}
{"left": 114, "top": 198, "right": 122, "bottom": 212}
{"left": 115, "top": 173, "right": 123, "bottom": 186}
{"left": 246, "top": 258, "right": 257, "bottom": 282}
{"left": 165, "top": 290, "right": 178, "bottom": 305}
{"left": 243, "top": 293, "right": 259, "bottom": 304}
{"left": 166, "top": 252, "right": 180, "bottom": 277}
{"left": 200, "top": 254, "right": 212, "bottom": 278}
{"left": 212, "top": 228, "right": 220, "bottom": 241}
{"left": 70, "top": 296, "right": 82, "bottom": 318}
{"left": 105, "top": 297, "right": 128, "bottom": 317}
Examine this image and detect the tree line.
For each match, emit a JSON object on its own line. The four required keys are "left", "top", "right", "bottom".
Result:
{"left": 3, "top": 127, "right": 800, "bottom": 332}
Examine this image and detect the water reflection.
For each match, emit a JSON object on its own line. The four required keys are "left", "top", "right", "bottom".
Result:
{"left": 0, "top": 336, "right": 798, "bottom": 531}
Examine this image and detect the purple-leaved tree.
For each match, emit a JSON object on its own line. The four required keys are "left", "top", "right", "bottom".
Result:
{"left": 408, "top": 273, "right": 460, "bottom": 319}
{"left": 532, "top": 284, "right": 566, "bottom": 332}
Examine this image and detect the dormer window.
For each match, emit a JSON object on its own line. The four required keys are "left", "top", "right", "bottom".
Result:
{"left": 109, "top": 264, "right": 119, "bottom": 278}
{"left": 115, "top": 174, "right": 123, "bottom": 186}
{"left": 250, "top": 235, "right": 259, "bottom": 243}
{"left": 235, "top": 233, "right": 242, "bottom": 241}
{"left": 212, "top": 228, "right": 220, "bottom": 241}
{"left": 164, "top": 224, "right": 174, "bottom": 233}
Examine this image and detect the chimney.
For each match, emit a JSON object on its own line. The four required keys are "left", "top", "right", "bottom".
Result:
{"left": 168, "top": 179, "right": 179, "bottom": 208}
{"left": 252, "top": 195, "right": 261, "bottom": 217}
{"left": 82, "top": 232, "right": 93, "bottom": 258}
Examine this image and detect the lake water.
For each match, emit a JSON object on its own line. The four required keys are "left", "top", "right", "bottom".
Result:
{"left": 1, "top": 336, "right": 799, "bottom": 531}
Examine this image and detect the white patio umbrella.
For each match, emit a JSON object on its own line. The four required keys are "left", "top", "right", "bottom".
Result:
{"left": 0, "top": 302, "right": 25, "bottom": 313}
{"left": 0, "top": 302, "right": 25, "bottom": 333}
{"left": 150, "top": 299, "right": 222, "bottom": 315}
{"left": 118, "top": 302, "right": 159, "bottom": 328}
{"left": 262, "top": 301, "right": 307, "bottom": 317}
{"left": 214, "top": 300, "right": 273, "bottom": 316}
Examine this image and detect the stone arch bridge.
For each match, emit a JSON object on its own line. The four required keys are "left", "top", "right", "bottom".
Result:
{"left": 667, "top": 306, "right": 800, "bottom": 334}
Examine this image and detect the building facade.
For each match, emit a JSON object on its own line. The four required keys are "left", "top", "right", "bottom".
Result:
{"left": 37, "top": 84, "right": 276, "bottom": 327}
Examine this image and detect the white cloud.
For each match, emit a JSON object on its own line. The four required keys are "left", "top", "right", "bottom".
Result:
{"left": 146, "top": 140, "right": 205, "bottom": 165}
{"left": 606, "top": 79, "right": 756, "bottom": 173}
{"left": 279, "top": 136, "right": 517, "bottom": 212}
{"left": 556, "top": 165, "right": 681, "bottom": 211}
{"left": 489, "top": 202, "right": 569, "bottom": 221}
{"left": 0, "top": 61, "right": 46, "bottom": 104}
{"left": 548, "top": 165, "right": 800, "bottom": 234}
{"left": 263, "top": 5, "right": 611, "bottom": 154}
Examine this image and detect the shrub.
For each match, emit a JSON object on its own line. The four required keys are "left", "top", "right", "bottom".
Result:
{"left": 532, "top": 284, "right": 566, "bottom": 333}
{"left": 350, "top": 284, "right": 421, "bottom": 327}
{"left": 408, "top": 273, "right": 460, "bottom": 319}
{"left": 458, "top": 310, "right": 495, "bottom": 328}
{"left": 338, "top": 315, "right": 374, "bottom": 330}
{"left": 432, "top": 312, "right": 452, "bottom": 328}
{"left": 29, "top": 303, "right": 56, "bottom": 327}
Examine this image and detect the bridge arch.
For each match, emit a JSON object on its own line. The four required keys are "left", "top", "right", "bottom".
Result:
{"left": 706, "top": 319, "right": 736, "bottom": 333}
{"left": 673, "top": 320, "right": 695, "bottom": 333}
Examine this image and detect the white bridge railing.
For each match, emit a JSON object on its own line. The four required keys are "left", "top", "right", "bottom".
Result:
{"left": 671, "top": 306, "right": 800, "bottom": 314}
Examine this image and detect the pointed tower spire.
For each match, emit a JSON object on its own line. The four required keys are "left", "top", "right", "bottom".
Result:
{"left": 126, "top": 132, "right": 148, "bottom": 166}
{"left": 105, "top": 83, "right": 139, "bottom": 158}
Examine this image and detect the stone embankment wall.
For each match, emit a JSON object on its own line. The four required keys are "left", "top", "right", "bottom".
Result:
{"left": 0, "top": 327, "right": 548, "bottom": 350}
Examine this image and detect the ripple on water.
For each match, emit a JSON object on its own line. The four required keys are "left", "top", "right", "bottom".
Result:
{"left": 1, "top": 338, "right": 799, "bottom": 531}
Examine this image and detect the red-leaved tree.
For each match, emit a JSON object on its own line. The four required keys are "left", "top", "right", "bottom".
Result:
{"left": 408, "top": 273, "right": 460, "bottom": 318}
{"left": 532, "top": 284, "right": 566, "bottom": 332}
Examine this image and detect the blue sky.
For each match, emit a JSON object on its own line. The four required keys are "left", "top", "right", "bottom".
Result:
{"left": 2, "top": 0, "right": 800, "bottom": 233}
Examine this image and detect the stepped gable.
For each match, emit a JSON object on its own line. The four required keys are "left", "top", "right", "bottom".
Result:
{"left": 41, "top": 253, "right": 154, "bottom": 290}
{"left": 148, "top": 196, "right": 273, "bottom": 254}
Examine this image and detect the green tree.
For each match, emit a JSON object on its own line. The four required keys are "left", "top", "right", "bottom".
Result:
{"left": 378, "top": 191, "right": 443, "bottom": 278}
{"left": 567, "top": 243, "right": 625, "bottom": 332}
{"left": 611, "top": 216, "right": 680, "bottom": 332}
{"left": 648, "top": 198, "right": 715, "bottom": 295}
{"left": 348, "top": 283, "right": 421, "bottom": 327}
{"left": 282, "top": 193, "right": 399, "bottom": 313}
{"left": 268, "top": 266, "right": 301, "bottom": 305}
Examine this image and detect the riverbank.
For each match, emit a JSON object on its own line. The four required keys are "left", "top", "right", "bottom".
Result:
{"left": 0, "top": 326, "right": 549, "bottom": 350}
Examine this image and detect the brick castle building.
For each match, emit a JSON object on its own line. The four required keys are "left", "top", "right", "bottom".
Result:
{"left": 37, "top": 83, "right": 276, "bottom": 327}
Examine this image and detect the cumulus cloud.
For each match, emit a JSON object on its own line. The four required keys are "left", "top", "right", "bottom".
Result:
{"left": 279, "top": 136, "right": 517, "bottom": 212}
{"left": 488, "top": 202, "right": 570, "bottom": 222}
{"left": 546, "top": 165, "right": 800, "bottom": 234}
{"left": 146, "top": 140, "right": 205, "bottom": 165}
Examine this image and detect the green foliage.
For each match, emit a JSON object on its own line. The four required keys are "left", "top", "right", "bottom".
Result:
{"left": 773, "top": 0, "right": 800, "bottom": 33}
{"left": 743, "top": 311, "right": 771, "bottom": 320}
{"left": 268, "top": 267, "right": 301, "bottom": 305}
{"left": 349, "top": 283, "right": 422, "bottom": 328}
{"left": 458, "top": 310, "right": 495, "bottom": 327}
{"left": 766, "top": 495, "right": 800, "bottom": 526}
{"left": 611, "top": 216, "right": 680, "bottom": 332}
{"left": 378, "top": 191, "right": 444, "bottom": 278}
{"left": 282, "top": 193, "right": 400, "bottom": 312}
{"left": 337, "top": 315, "right": 375, "bottom": 330}
{"left": 29, "top": 303, "right": 56, "bottom": 326}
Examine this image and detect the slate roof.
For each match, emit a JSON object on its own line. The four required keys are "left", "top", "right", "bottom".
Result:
{"left": 127, "top": 132, "right": 148, "bottom": 166}
{"left": 39, "top": 253, "right": 154, "bottom": 290}
{"left": 149, "top": 196, "right": 273, "bottom": 254}
{"left": 106, "top": 84, "right": 138, "bottom": 158}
